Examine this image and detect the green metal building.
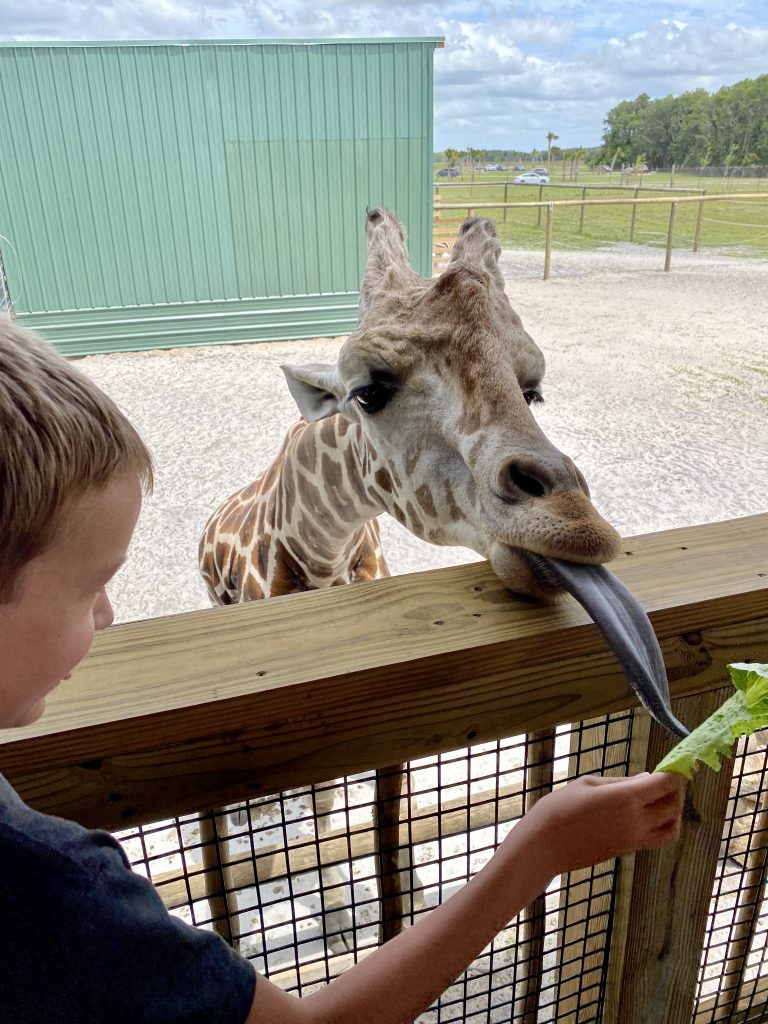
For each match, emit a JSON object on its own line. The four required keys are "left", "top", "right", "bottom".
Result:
{"left": 0, "top": 38, "right": 442, "bottom": 355}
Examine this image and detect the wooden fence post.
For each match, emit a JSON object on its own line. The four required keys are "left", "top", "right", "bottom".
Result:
{"left": 629, "top": 188, "right": 640, "bottom": 242}
{"left": 543, "top": 203, "right": 553, "bottom": 280}
{"left": 578, "top": 187, "right": 586, "bottom": 233}
{"left": 604, "top": 688, "right": 734, "bottom": 1024}
{"left": 503, "top": 181, "right": 509, "bottom": 221}
{"left": 693, "top": 199, "right": 705, "bottom": 252}
{"left": 665, "top": 201, "right": 677, "bottom": 271}
{"left": 537, "top": 185, "right": 544, "bottom": 226}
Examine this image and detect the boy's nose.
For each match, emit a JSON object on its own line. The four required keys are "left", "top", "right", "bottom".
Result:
{"left": 94, "top": 590, "right": 115, "bottom": 631}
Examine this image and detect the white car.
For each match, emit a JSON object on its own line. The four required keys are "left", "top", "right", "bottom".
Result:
{"left": 514, "top": 171, "right": 549, "bottom": 185}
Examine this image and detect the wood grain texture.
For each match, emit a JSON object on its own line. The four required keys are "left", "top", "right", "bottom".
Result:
{"left": 1, "top": 515, "right": 766, "bottom": 830}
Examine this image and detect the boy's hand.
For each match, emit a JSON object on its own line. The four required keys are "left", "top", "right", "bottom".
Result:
{"left": 529, "top": 772, "right": 686, "bottom": 876}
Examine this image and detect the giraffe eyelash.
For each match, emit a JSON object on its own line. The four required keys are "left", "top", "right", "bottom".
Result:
{"left": 349, "top": 381, "right": 397, "bottom": 414}
{"left": 523, "top": 389, "right": 544, "bottom": 405}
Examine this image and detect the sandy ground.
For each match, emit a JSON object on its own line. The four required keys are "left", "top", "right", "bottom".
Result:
{"left": 74, "top": 243, "right": 768, "bottom": 625}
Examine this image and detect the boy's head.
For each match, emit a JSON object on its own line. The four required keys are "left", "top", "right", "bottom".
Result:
{"left": 0, "top": 316, "right": 153, "bottom": 727}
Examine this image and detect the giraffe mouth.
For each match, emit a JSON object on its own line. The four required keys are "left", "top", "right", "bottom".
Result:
{"left": 523, "top": 553, "right": 689, "bottom": 739}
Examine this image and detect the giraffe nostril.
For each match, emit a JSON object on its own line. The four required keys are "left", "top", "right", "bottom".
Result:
{"left": 499, "top": 457, "right": 554, "bottom": 500}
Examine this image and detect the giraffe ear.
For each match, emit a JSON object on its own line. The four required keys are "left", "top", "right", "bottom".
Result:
{"left": 280, "top": 363, "right": 343, "bottom": 421}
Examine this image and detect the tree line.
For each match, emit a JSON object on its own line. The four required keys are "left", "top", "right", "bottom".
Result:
{"left": 598, "top": 75, "right": 768, "bottom": 169}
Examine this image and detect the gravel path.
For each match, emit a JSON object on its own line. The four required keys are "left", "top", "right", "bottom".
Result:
{"left": 75, "top": 245, "right": 768, "bottom": 624}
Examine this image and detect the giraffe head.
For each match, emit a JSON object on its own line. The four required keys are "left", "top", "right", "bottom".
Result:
{"left": 281, "top": 209, "right": 687, "bottom": 736}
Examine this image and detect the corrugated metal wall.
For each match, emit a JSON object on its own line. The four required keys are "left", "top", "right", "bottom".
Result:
{"left": 0, "top": 39, "right": 440, "bottom": 355}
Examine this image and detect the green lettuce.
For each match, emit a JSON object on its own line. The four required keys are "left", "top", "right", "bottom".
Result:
{"left": 655, "top": 663, "right": 768, "bottom": 779}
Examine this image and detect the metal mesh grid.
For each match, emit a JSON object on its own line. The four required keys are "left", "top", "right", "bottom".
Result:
{"left": 115, "top": 714, "right": 633, "bottom": 1022}
{"left": 114, "top": 715, "right": 768, "bottom": 1022}
{"left": 694, "top": 731, "right": 768, "bottom": 1023}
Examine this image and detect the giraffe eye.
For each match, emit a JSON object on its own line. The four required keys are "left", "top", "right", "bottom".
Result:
{"left": 523, "top": 389, "right": 544, "bottom": 406}
{"left": 352, "top": 382, "right": 395, "bottom": 414}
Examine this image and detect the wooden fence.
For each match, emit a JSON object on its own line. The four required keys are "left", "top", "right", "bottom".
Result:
{"left": 1, "top": 514, "right": 766, "bottom": 1022}
{"left": 433, "top": 192, "right": 768, "bottom": 278}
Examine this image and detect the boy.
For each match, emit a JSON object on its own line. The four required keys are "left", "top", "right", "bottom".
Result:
{"left": 0, "top": 315, "right": 685, "bottom": 1023}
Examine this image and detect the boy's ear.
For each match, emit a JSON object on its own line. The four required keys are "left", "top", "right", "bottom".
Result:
{"left": 280, "top": 363, "right": 344, "bottom": 421}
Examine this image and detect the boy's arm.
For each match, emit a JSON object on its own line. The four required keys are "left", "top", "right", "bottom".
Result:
{"left": 245, "top": 772, "right": 684, "bottom": 1024}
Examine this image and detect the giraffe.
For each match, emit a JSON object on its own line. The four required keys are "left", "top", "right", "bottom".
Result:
{"left": 198, "top": 208, "right": 686, "bottom": 951}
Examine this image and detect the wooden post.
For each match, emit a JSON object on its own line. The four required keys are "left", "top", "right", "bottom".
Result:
{"left": 543, "top": 203, "right": 553, "bottom": 279}
{"left": 503, "top": 181, "right": 509, "bottom": 221}
{"left": 578, "top": 187, "right": 586, "bottom": 233}
{"left": 693, "top": 199, "right": 705, "bottom": 252}
{"left": 537, "top": 185, "right": 544, "bottom": 226}
{"left": 665, "top": 201, "right": 677, "bottom": 271}
{"left": 604, "top": 688, "right": 735, "bottom": 1024}
{"left": 375, "top": 766, "right": 407, "bottom": 943}
{"left": 629, "top": 188, "right": 640, "bottom": 242}
{"left": 515, "top": 729, "right": 556, "bottom": 1023}
{"left": 200, "top": 810, "right": 239, "bottom": 947}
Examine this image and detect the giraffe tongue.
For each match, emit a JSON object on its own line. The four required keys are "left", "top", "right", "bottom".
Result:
{"left": 528, "top": 555, "right": 689, "bottom": 738}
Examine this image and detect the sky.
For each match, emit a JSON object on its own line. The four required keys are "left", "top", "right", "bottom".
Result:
{"left": 0, "top": 1, "right": 766, "bottom": 152}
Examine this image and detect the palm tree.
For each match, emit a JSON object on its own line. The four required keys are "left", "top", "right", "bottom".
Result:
{"left": 466, "top": 148, "right": 483, "bottom": 181}
{"left": 546, "top": 131, "right": 559, "bottom": 168}
{"left": 571, "top": 147, "right": 588, "bottom": 180}
{"left": 609, "top": 146, "right": 625, "bottom": 172}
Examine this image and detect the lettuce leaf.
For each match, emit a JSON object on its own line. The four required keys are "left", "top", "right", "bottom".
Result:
{"left": 655, "top": 663, "right": 768, "bottom": 779}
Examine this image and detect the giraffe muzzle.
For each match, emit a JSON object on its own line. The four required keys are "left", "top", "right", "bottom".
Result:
{"left": 526, "top": 554, "right": 689, "bottom": 738}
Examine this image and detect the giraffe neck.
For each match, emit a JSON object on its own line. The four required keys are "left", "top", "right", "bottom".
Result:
{"left": 272, "top": 415, "right": 388, "bottom": 583}
{"left": 200, "top": 416, "right": 391, "bottom": 603}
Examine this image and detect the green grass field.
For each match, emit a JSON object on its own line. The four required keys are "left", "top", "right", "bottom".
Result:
{"left": 433, "top": 169, "right": 768, "bottom": 258}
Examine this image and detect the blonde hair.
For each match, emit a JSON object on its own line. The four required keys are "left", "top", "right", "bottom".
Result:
{"left": 0, "top": 315, "right": 154, "bottom": 600}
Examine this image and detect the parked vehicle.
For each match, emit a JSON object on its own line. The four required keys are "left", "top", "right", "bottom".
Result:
{"left": 532, "top": 167, "right": 549, "bottom": 176}
{"left": 514, "top": 171, "right": 549, "bottom": 185}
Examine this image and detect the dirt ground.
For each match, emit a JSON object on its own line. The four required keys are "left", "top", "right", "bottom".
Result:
{"left": 75, "top": 243, "right": 768, "bottom": 624}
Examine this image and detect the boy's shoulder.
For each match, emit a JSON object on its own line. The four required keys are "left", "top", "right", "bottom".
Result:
{"left": 0, "top": 774, "right": 256, "bottom": 1021}
{"left": 0, "top": 773, "right": 127, "bottom": 888}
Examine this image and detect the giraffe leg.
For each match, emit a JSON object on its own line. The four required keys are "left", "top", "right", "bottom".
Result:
{"left": 313, "top": 781, "right": 356, "bottom": 953}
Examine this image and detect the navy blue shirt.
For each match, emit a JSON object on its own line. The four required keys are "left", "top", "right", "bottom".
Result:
{"left": 0, "top": 774, "right": 256, "bottom": 1023}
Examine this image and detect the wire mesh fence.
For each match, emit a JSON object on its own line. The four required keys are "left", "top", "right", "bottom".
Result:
{"left": 695, "top": 731, "right": 768, "bottom": 1024}
{"left": 112, "top": 713, "right": 768, "bottom": 1022}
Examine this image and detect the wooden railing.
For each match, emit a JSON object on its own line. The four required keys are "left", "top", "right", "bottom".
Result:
{"left": 433, "top": 191, "right": 768, "bottom": 277}
{"left": 2, "top": 514, "right": 767, "bottom": 1022}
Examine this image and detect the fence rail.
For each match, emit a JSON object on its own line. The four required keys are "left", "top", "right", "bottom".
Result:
{"left": 433, "top": 192, "right": 768, "bottom": 277}
{"left": 1, "top": 513, "right": 766, "bottom": 1023}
